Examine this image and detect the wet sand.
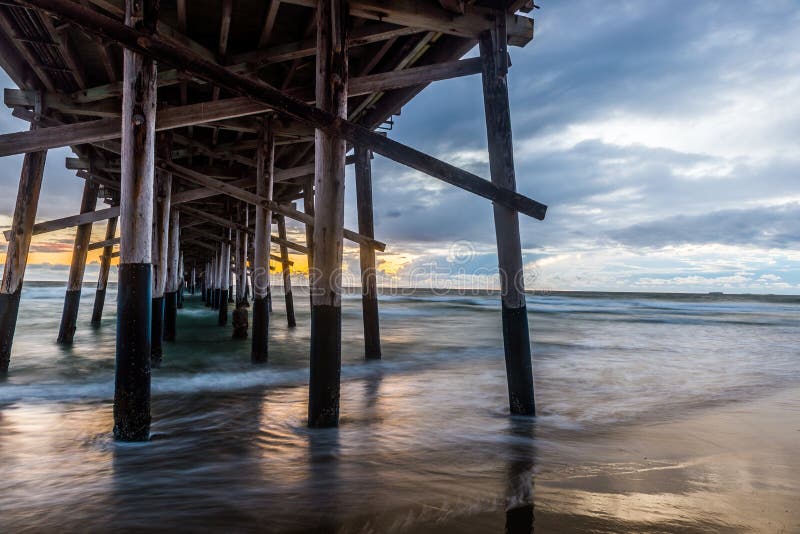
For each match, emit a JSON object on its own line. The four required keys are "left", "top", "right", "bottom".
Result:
{"left": 416, "top": 387, "right": 800, "bottom": 533}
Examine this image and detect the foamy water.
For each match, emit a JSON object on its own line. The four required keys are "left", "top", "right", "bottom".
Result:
{"left": 1, "top": 283, "right": 798, "bottom": 532}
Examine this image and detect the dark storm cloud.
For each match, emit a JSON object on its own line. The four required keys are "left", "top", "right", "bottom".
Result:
{"left": 610, "top": 203, "right": 800, "bottom": 249}
{"left": 365, "top": 0, "right": 800, "bottom": 257}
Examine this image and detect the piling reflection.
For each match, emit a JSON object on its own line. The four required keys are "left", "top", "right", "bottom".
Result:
{"left": 505, "top": 418, "right": 536, "bottom": 534}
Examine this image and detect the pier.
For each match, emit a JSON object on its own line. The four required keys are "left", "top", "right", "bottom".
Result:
{"left": 0, "top": 0, "right": 545, "bottom": 439}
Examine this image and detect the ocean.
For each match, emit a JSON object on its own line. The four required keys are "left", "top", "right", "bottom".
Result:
{"left": 1, "top": 282, "right": 798, "bottom": 532}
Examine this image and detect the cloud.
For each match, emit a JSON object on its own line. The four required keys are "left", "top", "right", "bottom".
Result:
{"left": 609, "top": 203, "right": 800, "bottom": 249}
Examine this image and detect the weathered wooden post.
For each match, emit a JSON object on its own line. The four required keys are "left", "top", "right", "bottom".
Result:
{"left": 114, "top": 0, "right": 158, "bottom": 440}
{"left": 176, "top": 250, "right": 184, "bottom": 308}
{"left": 251, "top": 117, "right": 275, "bottom": 363}
{"left": 308, "top": 0, "right": 348, "bottom": 427}
{"left": 56, "top": 180, "right": 98, "bottom": 344}
{"left": 208, "top": 259, "right": 213, "bottom": 305}
{"left": 235, "top": 225, "right": 243, "bottom": 304}
{"left": 0, "top": 120, "right": 47, "bottom": 374}
{"left": 164, "top": 210, "right": 180, "bottom": 341}
{"left": 191, "top": 264, "right": 196, "bottom": 295}
{"left": 243, "top": 207, "right": 250, "bottom": 305}
{"left": 480, "top": 18, "right": 535, "bottom": 415}
{"left": 276, "top": 215, "right": 296, "bottom": 328}
{"left": 150, "top": 137, "right": 172, "bottom": 367}
{"left": 212, "top": 250, "right": 220, "bottom": 310}
{"left": 354, "top": 147, "right": 381, "bottom": 359}
{"left": 218, "top": 236, "right": 229, "bottom": 326}
{"left": 91, "top": 216, "right": 118, "bottom": 326}
{"left": 303, "top": 175, "right": 314, "bottom": 307}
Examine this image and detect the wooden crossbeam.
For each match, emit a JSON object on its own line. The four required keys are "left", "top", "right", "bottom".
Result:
{"left": 164, "top": 160, "right": 388, "bottom": 251}
{"left": 88, "top": 236, "right": 118, "bottom": 251}
{"left": 280, "top": 0, "right": 534, "bottom": 46}
{"left": 0, "top": 96, "right": 267, "bottom": 157}
{"left": 3, "top": 206, "right": 119, "bottom": 241}
{"left": 13, "top": 0, "right": 548, "bottom": 220}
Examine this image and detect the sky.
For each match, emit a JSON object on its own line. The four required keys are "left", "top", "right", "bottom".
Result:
{"left": 2, "top": 0, "right": 800, "bottom": 293}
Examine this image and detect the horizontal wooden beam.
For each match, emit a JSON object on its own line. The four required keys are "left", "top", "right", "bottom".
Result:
{"left": 0, "top": 96, "right": 267, "bottom": 157}
{"left": 19, "top": 0, "right": 546, "bottom": 220}
{"left": 3, "top": 206, "right": 119, "bottom": 241}
{"left": 5, "top": 88, "right": 120, "bottom": 118}
{"left": 88, "top": 236, "right": 118, "bottom": 251}
{"left": 183, "top": 235, "right": 290, "bottom": 265}
{"left": 163, "top": 161, "right": 387, "bottom": 251}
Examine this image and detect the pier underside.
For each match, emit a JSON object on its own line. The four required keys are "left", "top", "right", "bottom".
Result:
{"left": 0, "top": 0, "right": 545, "bottom": 437}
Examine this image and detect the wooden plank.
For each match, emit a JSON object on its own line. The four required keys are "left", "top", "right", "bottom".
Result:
{"left": 89, "top": 236, "right": 120, "bottom": 251}
{"left": 5, "top": 88, "right": 120, "bottom": 118}
{"left": 280, "top": 0, "right": 534, "bottom": 46}
{"left": 19, "top": 0, "right": 546, "bottom": 220}
{"left": 0, "top": 7, "right": 56, "bottom": 91}
{"left": 234, "top": 21, "right": 420, "bottom": 69}
{"left": 0, "top": 96, "right": 268, "bottom": 156}
{"left": 3, "top": 205, "right": 120, "bottom": 241}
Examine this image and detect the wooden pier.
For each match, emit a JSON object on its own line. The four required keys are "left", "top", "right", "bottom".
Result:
{"left": 0, "top": 0, "right": 545, "bottom": 439}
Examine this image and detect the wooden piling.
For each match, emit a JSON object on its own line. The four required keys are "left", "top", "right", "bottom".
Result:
{"left": 354, "top": 147, "right": 381, "bottom": 359}
{"left": 150, "top": 136, "right": 172, "bottom": 366}
{"left": 177, "top": 251, "right": 184, "bottom": 308}
{"left": 251, "top": 117, "right": 274, "bottom": 363}
{"left": 113, "top": 0, "right": 158, "bottom": 441}
{"left": 303, "top": 175, "right": 314, "bottom": 308}
{"left": 0, "top": 124, "right": 47, "bottom": 374}
{"left": 91, "top": 216, "right": 118, "bottom": 325}
{"left": 218, "top": 237, "right": 229, "bottom": 326}
{"left": 308, "top": 0, "right": 348, "bottom": 427}
{"left": 212, "top": 250, "right": 220, "bottom": 310}
{"left": 56, "top": 180, "right": 98, "bottom": 344}
{"left": 164, "top": 209, "right": 180, "bottom": 341}
{"left": 479, "top": 22, "right": 535, "bottom": 415}
{"left": 276, "top": 214, "right": 296, "bottom": 328}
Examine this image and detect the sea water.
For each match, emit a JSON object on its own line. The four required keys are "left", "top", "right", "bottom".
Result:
{"left": 1, "top": 283, "right": 798, "bottom": 532}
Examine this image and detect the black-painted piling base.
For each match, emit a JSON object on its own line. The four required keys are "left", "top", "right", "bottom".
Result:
{"left": 285, "top": 291, "right": 296, "bottom": 328}
{"left": 164, "top": 291, "right": 177, "bottom": 342}
{"left": 204, "top": 288, "right": 210, "bottom": 306}
{"left": 0, "top": 288, "right": 22, "bottom": 375}
{"left": 91, "top": 288, "right": 107, "bottom": 326}
{"left": 232, "top": 305, "right": 248, "bottom": 339}
{"left": 177, "top": 284, "right": 184, "bottom": 309}
{"left": 56, "top": 289, "right": 81, "bottom": 344}
{"left": 218, "top": 289, "right": 228, "bottom": 326}
{"left": 151, "top": 296, "right": 164, "bottom": 368}
{"left": 501, "top": 305, "right": 536, "bottom": 416}
{"left": 213, "top": 288, "right": 220, "bottom": 310}
{"left": 362, "top": 295, "right": 381, "bottom": 359}
{"left": 308, "top": 304, "right": 342, "bottom": 428}
{"left": 114, "top": 263, "right": 152, "bottom": 441}
{"left": 251, "top": 296, "right": 269, "bottom": 363}
{"left": 228, "top": 285, "right": 234, "bottom": 303}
